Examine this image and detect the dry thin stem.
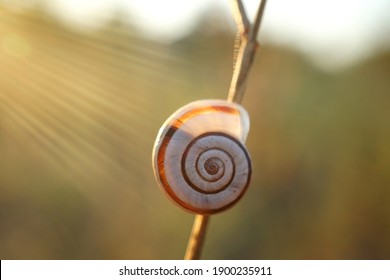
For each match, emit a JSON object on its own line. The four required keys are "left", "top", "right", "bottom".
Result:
{"left": 184, "top": 0, "right": 267, "bottom": 260}
{"left": 250, "top": 0, "right": 267, "bottom": 41}
{"left": 184, "top": 215, "right": 209, "bottom": 260}
{"left": 229, "top": 0, "right": 250, "bottom": 34}
{"left": 228, "top": 0, "right": 267, "bottom": 104}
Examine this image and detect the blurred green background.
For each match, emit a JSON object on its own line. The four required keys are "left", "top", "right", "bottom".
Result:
{"left": 0, "top": 2, "right": 390, "bottom": 259}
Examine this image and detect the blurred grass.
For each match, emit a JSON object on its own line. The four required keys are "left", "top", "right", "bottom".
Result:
{"left": 0, "top": 7, "right": 389, "bottom": 259}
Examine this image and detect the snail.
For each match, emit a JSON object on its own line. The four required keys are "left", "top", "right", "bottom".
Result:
{"left": 152, "top": 99, "right": 252, "bottom": 214}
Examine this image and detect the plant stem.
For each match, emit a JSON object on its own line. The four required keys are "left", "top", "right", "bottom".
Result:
{"left": 184, "top": 0, "right": 267, "bottom": 260}
{"left": 184, "top": 215, "right": 209, "bottom": 260}
{"left": 228, "top": 0, "right": 267, "bottom": 103}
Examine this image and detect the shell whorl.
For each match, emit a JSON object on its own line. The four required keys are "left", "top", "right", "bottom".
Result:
{"left": 152, "top": 100, "right": 251, "bottom": 214}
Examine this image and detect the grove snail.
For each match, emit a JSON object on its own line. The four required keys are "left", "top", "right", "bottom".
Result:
{"left": 152, "top": 99, "right": 252, "bottom": 214}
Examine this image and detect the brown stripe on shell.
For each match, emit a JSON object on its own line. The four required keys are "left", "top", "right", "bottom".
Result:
{"left": 181, "top": 132, "right": 236, "bottom": 195}
{"left": 156, "top": 124, "right": 203, "bottom": 213}
{"left": 170, "top": 105, "right": 239, "bottom": 131}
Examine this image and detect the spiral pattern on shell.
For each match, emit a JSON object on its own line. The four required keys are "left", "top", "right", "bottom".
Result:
{"left": 152, "top": 100, "right": 251, "bottom": 214}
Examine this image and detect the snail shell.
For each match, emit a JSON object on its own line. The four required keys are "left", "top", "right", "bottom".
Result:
{"left": 152, "top": 99, "right": 251, "bottom": 214}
